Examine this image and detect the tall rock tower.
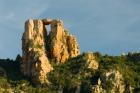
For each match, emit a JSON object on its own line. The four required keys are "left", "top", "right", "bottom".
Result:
{"left": 45, "top": 19, "right": 80, "bottom": 62}
{"left": 21, "top": 19, "right": 53, "bottom": 84}
{"left": 21, "top": 18, "right": 80, "bottom": 84}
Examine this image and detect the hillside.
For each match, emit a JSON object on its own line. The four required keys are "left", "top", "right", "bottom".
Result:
{"left": 0, "top": 52, "right": 140, "bottom": 93}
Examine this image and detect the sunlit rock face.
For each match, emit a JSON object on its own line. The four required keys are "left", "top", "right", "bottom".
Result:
{"left": 21, "top": 18, "right": 80, "bottom": 84}
{"left": 83, "top": 52, "right": 99, "bottom": 70}
{"left": 103, "top": 70, "right": 125, "bottom": 93}
{"left": 21, "top": 19, "right": 53, "bottom": 84}
{"left": 46, "top": 19, "right": 80, "bottom": 63}
{"left": 92, "top": 70, "right": 126, "bottom": 93}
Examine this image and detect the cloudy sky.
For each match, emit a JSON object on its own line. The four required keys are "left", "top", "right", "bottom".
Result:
{"left": 0, "top": 0, "right": 140, "bottom": 59}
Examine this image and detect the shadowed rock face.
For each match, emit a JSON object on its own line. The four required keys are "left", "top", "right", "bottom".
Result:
{"left": 21, "top": 18, "right": 80, "bottom": 84}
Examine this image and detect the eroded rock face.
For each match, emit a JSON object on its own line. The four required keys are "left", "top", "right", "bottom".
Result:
{"left": 67, "top": 35, "right": 80, "bottom": 58}
{"left": 83, "top": 52, "right": 99, "bottom": 70}
{"left": 21, "top": 19, "right": 53, "bottom": 84}
{"left": 46, "top": 19, "right": 80, "bottom": 62}
{"left": 92, "top": 70, "right": 125, "bottom": 93}
{"left": 21, "top": 18, "right": 80, "bottom": 84}
{"left": 103, "top": 70, "right": 125, "bottom": 93}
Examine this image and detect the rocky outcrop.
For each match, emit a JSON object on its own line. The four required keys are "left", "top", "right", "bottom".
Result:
{"left": 67, "top": 35, "right": 80, "bottom": 58}
{"left": 46, "top": 19, "right": 80, "bottom": 62}
{"left": 83, "top": 52, "right": 99, "bottom": 70}
{"left": 105, "top": 70, "right": 125, "bottom": 93}
{"left": 92, "top": 78, "right": 104, "bottom": 93}
{"left": 21, "top": 19, "right": 53, "bottom": 84}
{"left": 92, "top": 70, "right": 125, "bottom": 93}
{"left": 21, "top": 18, "right": 80, "bottom": 84}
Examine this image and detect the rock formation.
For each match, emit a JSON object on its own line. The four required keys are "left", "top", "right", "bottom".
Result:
{"left": 21, "top": 18, "right": 80, "bottom": 84}
{"left": 92, "top": 70, "right": 125, "bottom": 93}
{"left": 45, "top": 19, "right": 80, "bottom": 62}
{"left": 103, "top": 70, "right": 125, "bottom": 93}
{"left": 83, "top": 52, "right": 99, "bottom": 70}
{"left": 21, "top": 19, "right": 53, "bottom": 84}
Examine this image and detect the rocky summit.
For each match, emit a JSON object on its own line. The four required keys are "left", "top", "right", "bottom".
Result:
{"left": 21, "top": 18, "right": 80, "bottom": 84}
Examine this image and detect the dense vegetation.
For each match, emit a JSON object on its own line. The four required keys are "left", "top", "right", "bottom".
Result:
{"left": 0, "top": 52, "right": 140, "bottom": 93}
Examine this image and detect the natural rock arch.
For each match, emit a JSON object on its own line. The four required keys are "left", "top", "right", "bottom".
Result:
{"left": 21, "top": 18, "right": 80, "bottom": 84}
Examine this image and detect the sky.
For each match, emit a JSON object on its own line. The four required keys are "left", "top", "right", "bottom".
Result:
{"left": 0, "top": 0, "right": 140, "bottom": 59}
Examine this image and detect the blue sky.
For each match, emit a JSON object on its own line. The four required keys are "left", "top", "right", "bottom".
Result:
{"left": 0, "top": 0, "right": 140, "bottom": 59}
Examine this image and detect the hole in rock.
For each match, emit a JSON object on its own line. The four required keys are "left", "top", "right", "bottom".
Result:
{"left": 45, "top": 25, "right": 51, "bottom": 34}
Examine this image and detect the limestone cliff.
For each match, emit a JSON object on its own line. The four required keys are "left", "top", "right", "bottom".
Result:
{"left": 21, "top": 18, "right": 80, "bottom": 84}
{"left": 92, "top": 70, "right": 126, "bottom": 93}
{"left": 45, "top": 19, "right": 80, "bottom": 62}
{"left": 21, "top": 19, "right": 53, "bottom": 84}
